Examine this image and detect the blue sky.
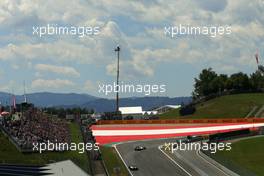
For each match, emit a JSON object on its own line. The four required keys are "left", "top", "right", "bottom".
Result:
{"left": 0, "top": 0, "right": 263, "bottom": 98}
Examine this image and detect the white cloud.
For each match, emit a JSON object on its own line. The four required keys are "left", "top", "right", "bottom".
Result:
{"left": 0, "top": 41, "right": 94, "bottom": 63}
{"left": 0, "top": 80, "right": 15, "bottom": 92}
{"left": 0, "top": 0, "right": 263, "bottom": 85}
{"left": 0, "top": 0, "right": 105, "bottom": 26}
{"left": 89, "top": 0, "right": 175, "bottom": 23}
{"left": 35, "top": 64, "right": 80, "bottom": 77}
{"left": 31, "top": 79, "right": 75, "bottom": 89}
{"left": 195, "top": 0, "right": 228, "bottom": 12}
{"left": 83, "top": 80, "right": 96, "bottom": 92}
{"left": 34, "top": 72, "right": 43, "bottom": 78}
{"left": 0, "top": 21, "right": 128, "bottom": 64}
{"left": 11, "top": 64, "right": 19, "bottom": 70}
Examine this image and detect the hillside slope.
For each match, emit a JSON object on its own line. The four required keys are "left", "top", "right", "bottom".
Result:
{"left": 215, "top": 136, "right": 264, "bottom": 176}
{"left": 0, "top": 92, "right": 97, "bottom": 107}
{"left": 160, "top": 93, "right": 264, "bottom": 119}
{"left": 81, "top": 96, "right": 191, "bottom": 112}
{"left": 0, "top": 92, "right": 191, "bottom": 112}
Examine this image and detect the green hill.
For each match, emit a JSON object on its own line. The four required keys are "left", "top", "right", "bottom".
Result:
{"left": 159, "top": 93, "right": 264, "bottom": 119}
{"left": 214, "top": 136, "right": 264, "bottom": 176}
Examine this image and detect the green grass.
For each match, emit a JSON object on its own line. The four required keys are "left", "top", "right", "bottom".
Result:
{"left": 159, "top": 108, "right": 180, "bottom": 118}
{"left": 100, "top": 146, "right": 129, "bottom": 176}
{"left": 214, "top": 136, "right": 264, "bottom": 176}
{"left": 159, "top": 93, "right": 264, "bottom": 119}
{"left": 0, "top": 122, "right": 90, "bottom": 173}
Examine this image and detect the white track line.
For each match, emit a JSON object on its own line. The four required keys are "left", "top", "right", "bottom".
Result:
{"left": 113, "top": 144, "right": 134, "bottom": 176}
{"left": 196, "top": 149, "right": 229, "bottom": 176}
{"left": 111, "top": 138, "right": 183, "bottom": 176}
{"left": 158, "top": 145, "right": 193, "bottom": 176}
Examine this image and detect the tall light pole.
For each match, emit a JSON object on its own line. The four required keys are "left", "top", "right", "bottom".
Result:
{"left": 115, "top": 46, "right": 120, "bottom": 114}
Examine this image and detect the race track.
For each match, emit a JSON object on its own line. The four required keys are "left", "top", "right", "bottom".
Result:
{"left": 116, "top": 138, "right": 237, "bottom": 176}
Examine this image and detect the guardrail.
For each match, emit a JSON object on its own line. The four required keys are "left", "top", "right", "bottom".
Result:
{"left": 96, "top": 118, "right": 264, "bottom": 125}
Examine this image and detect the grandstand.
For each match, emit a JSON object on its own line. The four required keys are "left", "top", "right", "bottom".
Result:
{"left": 0, "top": 107, "right": 70, "bottom": 152}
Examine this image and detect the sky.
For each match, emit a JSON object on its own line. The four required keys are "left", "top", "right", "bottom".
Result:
{"left": 0, "top": 0, "right": 264, "bottom": 98}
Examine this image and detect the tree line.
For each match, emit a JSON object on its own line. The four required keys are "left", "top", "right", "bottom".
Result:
{"left": 192, "top": 68, "right": 264, "bottom": 100}
{"left": 43, "top": 107, "right": 94, "bottom": 118}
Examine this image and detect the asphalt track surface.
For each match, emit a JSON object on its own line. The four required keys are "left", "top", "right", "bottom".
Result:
{"left": 116, "top": 138, "right": 233, "bottom": 176}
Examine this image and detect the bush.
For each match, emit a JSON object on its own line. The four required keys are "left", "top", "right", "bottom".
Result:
{"left": 179, "top": 104, "right": 196, "bottom": 116}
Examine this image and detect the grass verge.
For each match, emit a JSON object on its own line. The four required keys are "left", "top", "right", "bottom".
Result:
{"left": 100, "top": 146, "right": 129, "bottom": 176}
{"left": 213, "top": 136, "right": 264, "bottom": 176}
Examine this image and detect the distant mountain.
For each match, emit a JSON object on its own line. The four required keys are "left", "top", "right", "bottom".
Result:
{"left": 0, "top": 92, "right": 12, "bottom": 104}
{"left": 81, "top": 96, "right": 192, "bottom": 112}
{"left": 0, "top": 92, "right": 97, "bottom": 107}
{"left": 0, "top": 92, "right": 192, "bottom": 112}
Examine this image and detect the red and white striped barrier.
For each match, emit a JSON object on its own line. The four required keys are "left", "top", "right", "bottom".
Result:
{"left": 91, "top": 123, "right": 264, "bottom": 145}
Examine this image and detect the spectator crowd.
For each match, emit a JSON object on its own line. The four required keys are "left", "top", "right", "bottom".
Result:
{"left": 1, "top": 108, "right": 70, "bottom": 150}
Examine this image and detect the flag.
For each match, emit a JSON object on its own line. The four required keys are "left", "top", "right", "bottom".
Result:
{"left": 255, "top": 51, "right": 259, "bottom": 64}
